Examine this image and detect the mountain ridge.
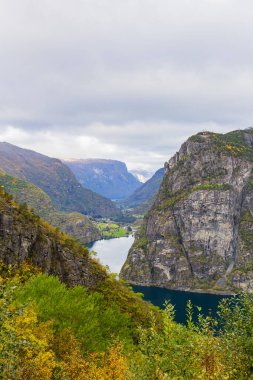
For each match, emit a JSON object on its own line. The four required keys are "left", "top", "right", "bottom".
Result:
{"left": 64, "top": 158, "right": 141, "bottom": 200}
{"left": 121, "top": 128, "right": 253, "bottom": 293}
{"left": 122, "top": 168, "right": 164, "bottom": 214}
{"left": 0, "top": 142, "right": 121, "bottom": 218}
{"left": 0, "top": 170, "right": 101, "bottom": 244}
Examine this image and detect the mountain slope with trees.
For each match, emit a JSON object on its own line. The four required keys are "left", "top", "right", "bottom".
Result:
{"left": 0, "top": 180, "right": 252, "bottom": 379}
{"left": 0, "top": 170, "right": 101, "bottom": 244}
{"left": 0, "top": 142, "right": 121, "bottom": 218}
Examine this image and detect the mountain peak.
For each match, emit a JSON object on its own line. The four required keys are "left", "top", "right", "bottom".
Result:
{"left": 121, "top": 128, "right": 253, "bottom": 293}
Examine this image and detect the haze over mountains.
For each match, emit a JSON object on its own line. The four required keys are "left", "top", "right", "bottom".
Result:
{"left": 0, "top": 141, "right": 165, "bottom": 245}
{"left": 129, "top": 169, "right": 154, "bottom": 183}
{"left": 122, "top": 168, "right": 164, "bottom": 213}
{"left": 0, "top": 142, "right": 121, "bottom": 219}
{"left": 1, "top": 133, "right": 253, "bottom": 378}
{"left": 64, "top": 159, "right": 141, "bottom": 200}
{"left": 3, "top": 129, "right": 253, "bottom": 294}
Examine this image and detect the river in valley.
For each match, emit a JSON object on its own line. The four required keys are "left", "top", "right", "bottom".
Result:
{"left": 88, "top": 236, "right": 231, "bottom": 324}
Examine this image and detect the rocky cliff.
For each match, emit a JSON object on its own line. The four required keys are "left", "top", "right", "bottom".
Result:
{"left": 0, "top": 190, "right": 106, "bottom": 289}
{"left": 0, "top": 190, "right": 156, "bottom": 325}
{"left": 120, "top": 129, "right": 253, "bottom": 293}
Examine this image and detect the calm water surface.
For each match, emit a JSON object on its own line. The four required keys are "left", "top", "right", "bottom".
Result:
{"left": 89, "top": 237, "right": 231, "bottom": 324}
{"left": 88, "top": 235, "right": 134, "bottom": 274}
{"left": 132, "top": 285, "right": 230, "bottom": 324}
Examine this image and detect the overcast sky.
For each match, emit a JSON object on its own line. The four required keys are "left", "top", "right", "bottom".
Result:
{"left": 0, "top": 0, "right": 253, "bottom": 172}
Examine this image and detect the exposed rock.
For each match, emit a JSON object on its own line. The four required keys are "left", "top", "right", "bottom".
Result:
{"left": 0, "top": 193, "right": 107, "bottom": 289}
{"left": 120, "top": 129, "right": 253, "bottom": 293}
{"left": 0, "top": 191, "right": 159, "bottom": 328}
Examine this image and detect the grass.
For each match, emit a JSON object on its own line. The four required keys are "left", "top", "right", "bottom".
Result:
{"left": 211, "top": 129, "right": 253, "bottom": 161}
{"left": 96, "top": 222, "right": 130, "bottom": 238}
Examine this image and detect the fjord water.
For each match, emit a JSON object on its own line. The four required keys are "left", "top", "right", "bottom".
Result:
{"left": 89, "top": 235, "right": 135, "bottom": 274}
{"left": 132, "top": 285, "right": 230, "bottom": 324}
{"left": 89, "top": 237, "right": 230, "bottom": 324}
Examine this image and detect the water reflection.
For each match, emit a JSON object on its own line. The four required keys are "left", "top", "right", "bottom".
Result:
{"left": 88, "top": 235, "right": 134, "bottom": 274}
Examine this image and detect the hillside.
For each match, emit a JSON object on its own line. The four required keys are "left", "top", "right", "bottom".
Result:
{"left": 121, "top": 129, "right": 253, "bottom": 293}
{"left": 1, "top": 169, "right": 253, "bottom": 379}
{"left": 122, "top": 168, "right": 164, "bottom": 214}
{"left": 0, "top": 170, "right": 101, "bottom": 244}
{"left": 0, "top": 188, "right": 155, "bottom": 319}
{"left": 0, "top": 142, "right": 121, "bottom": 218}
{"left": 64, "top": 158, "right": 141, "bottom": 200}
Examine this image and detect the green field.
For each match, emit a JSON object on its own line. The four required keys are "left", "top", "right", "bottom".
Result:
{"left": 96, "top": 222, "right": 130, "bottom": 238}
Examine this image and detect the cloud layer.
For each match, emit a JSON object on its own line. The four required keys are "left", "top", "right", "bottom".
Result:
{"left": 0, "top": 0, "right": 252, "bottom": 170}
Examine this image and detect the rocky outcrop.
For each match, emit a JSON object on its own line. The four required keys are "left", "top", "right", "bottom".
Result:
{"left": 0, "top": 191, "right": 159, "bottom": 328}
{"left": 120, "top": 129, "right": 253, "bottom": 293}
{"left": 0, "top": 192, "right": 107, "bottom": 289}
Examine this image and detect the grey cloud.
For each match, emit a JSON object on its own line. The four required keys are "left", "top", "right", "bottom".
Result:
{"left": 0, "top": 121, "right": 234, "bottom": 172}
{"left": 0, "top": 0, "right": 252, "bottom": 169}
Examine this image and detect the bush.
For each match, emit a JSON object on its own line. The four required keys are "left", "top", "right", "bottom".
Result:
{"left": 14, "top": 274, "right": 133, "bottom": 353}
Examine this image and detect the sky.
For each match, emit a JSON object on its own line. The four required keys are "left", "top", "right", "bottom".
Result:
{"left": 0, "top": 0, "right": 253, "bottom": 172}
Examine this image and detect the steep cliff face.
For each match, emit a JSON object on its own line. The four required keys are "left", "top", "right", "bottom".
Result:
{"left": 0, "top": 191, "right": 157, "bottom": 326}
{"left": 0, "top": 192, "right": 106, "bottom": 289}
{"left": 120, "top": 129, "right": 253, "bottom": 293}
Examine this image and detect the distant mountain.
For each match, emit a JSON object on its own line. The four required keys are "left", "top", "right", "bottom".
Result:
{"left": 122, "top": 168, "right": 164, "bottom": 213}
{"left": 0, "top": 170, "right": 101, "bottom": 244}
{"left": 0, "top": 142, "right": 121, "bottom": 218}
{"left": 63, "top": 159, "right": 141, "bottom": 200}
{"left": 129, "top": 169, "right": 154, "bottom": 183}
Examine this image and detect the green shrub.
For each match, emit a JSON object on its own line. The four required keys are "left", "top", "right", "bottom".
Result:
{"left": 14, "top": 274, "right": 133, "bottom": 353}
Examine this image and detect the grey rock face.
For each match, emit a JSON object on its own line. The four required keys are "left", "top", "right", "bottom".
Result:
{"left": 0, "top": 199, "right": 107, "bottom": 289}
{"left": 120, "top": 130, "right": 253, "bottom": 292}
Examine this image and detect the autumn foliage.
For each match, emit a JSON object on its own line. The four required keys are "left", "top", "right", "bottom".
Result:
{"left": 0, "top": 264, "right": 253, "bottom": 379}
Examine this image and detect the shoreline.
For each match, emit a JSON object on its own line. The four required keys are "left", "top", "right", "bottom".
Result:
{"left": 87, "top": 234, "right": 133, "bottom": 248}
{"left": 127, "top": 281, "right": 234, "bottom": 296}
